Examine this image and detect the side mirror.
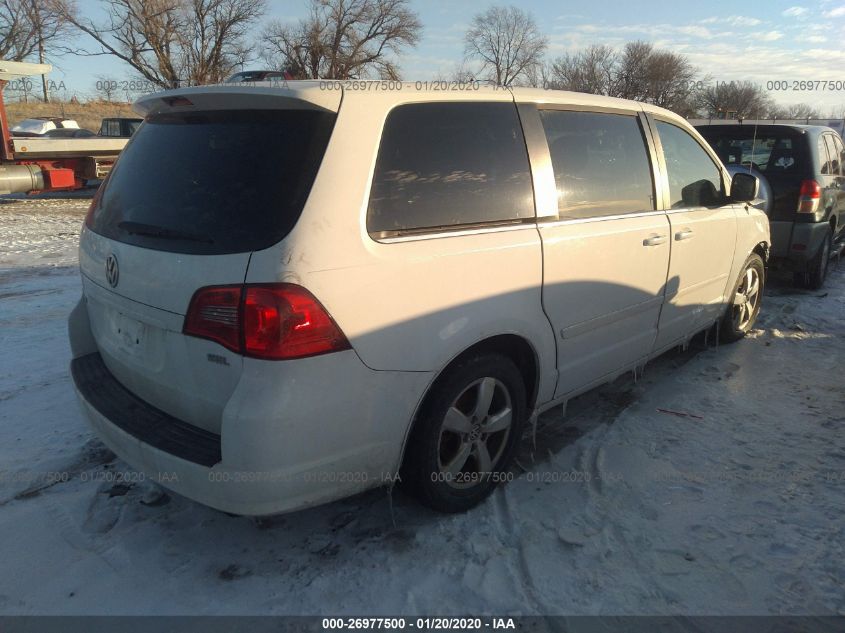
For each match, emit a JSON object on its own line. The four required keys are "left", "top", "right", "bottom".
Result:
{"left": 731, "top": 172, "right": 759, "bottom": 203}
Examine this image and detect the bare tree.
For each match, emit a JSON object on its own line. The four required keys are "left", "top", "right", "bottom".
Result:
{"left": 697, "top": 80, "right": 773, "bottom": 119}
{"left": 179, "top": 0, "right": 264, "bottom": 84}
{"left": 827, "top": 105, "right": 845, "bottom": 119}
{"left": 767, "top": 102, "right": 821, "bottom": 120}
{"left": 612, "top": 41, "right": 651, "bottom": 99}
{"left": 432, "top": 63, "right": 476, "bottom": 84}
{"left": 1, "top": 0, "right": 68, "bottom": 60}
{"left": 464, "top": 5, "right": 547, "bottom": 87}
{"left": 449, "top": 62, "right": 477, "bottom": 84}
{"left": 0, "top": 0, "right": 33, "bottom": 59}
{"left": 644, "top": 54, "right": 698, "bottom": 116}
{"left": 262, "top": 0, "right": 421, "bottom": 80}
{"left": 0, "top": 0, "right": 71, "bottom": 101}
{"left": 544, "top": 41, "right": 699, "bottom": 115}
{"left": 522, "top": 61, "right": 544, "bottom": 88}
{"left": 616, "top": 41, "right": 698, "bottom": 114}
{"left": 95, "top": 74, "right": 118, "bottom": 101}
{"left": 546, "top": 44, "right": 616, "bottom": 94}
{"left": 58, "top": 0, "right": 265, "bottom": 89}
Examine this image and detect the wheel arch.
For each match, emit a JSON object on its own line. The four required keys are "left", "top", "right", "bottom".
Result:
{"left": 752, "top": 240, "right": 770, "bottom": 265}
{"left": 396, "top": 333, "right": 540, "bottom": 472}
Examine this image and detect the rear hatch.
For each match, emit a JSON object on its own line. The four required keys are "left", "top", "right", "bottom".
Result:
{"left": 697, "top": 125, "right": 811, "bottom": 222}
{"left": 80, "top": 85, "right": 338, "bottom": 433}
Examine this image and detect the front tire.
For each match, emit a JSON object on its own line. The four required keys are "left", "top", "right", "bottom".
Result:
{"left": 720, "top": 253, "right": 765, "bottom": 343}
{"left": 401, "top": 354, "right": 526, "bottom": 513}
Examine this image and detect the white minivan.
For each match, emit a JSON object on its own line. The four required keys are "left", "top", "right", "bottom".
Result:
{"left": 69, "top": 82, "right": 770, "bottom": 515}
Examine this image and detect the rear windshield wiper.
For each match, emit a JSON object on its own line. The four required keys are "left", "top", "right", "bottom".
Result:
{"left": 117, "top": 221, "right": 214, "bottom": 244}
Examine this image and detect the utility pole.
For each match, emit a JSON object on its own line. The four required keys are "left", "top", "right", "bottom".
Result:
{"left": 31, "top": 0, "right": 49, "bottom": 102}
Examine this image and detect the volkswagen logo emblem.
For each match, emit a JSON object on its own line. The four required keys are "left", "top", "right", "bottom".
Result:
{"left": 105, "top": 254, "right": 119, "bottom": 288}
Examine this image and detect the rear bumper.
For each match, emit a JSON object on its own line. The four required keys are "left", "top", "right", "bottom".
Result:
{"left": 768, "top": 220, "right": 829, "bottom": 270}
{"left": 71, "top": 354, "right": 222, "bottom": 467}
{"left": 70, "top": 349, "right": 431, "bottom": 516}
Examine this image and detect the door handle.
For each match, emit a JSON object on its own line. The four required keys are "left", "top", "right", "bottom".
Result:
{"left": 675, "top": 229, "right": 694, "bottom": 241}
{"left": 643, "top": 234, "right": 667, "bottom": 246}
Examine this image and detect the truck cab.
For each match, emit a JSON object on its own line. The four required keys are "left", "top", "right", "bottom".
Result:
{"left": 98, "top": 118, "right": 143, "bottom": 138}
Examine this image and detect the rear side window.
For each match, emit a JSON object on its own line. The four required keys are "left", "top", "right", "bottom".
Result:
{"left": 367, "top": 103, "right": 534, "bottom": 236}
{"left": 819, "top": 136, "right": 833, "bottom": 175}
{"left": 539, "top": 110, "right": 654, "bottom": 219}
{"left": 823, "top": 135, "right": 840, "bottom": 175}
{"left": 656, "top": 121, "right": 723, "bottom": 208}
{"left": 87, "top": 109, "right": 335, "bottom": 255}
{"left": 834, "top": 135, "right": 845, "bottom": 175}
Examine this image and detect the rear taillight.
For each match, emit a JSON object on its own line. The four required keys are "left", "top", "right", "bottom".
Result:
{"left": 183, "top": 284, "right": 350, "bottom": 360}
{"left": 243, "top": 285, "right": 350, "bottom": 359}
{"left": 183, "top": 286, "right": 242, "bottom": 352}
{"left": 797, "top": 179, "right": 821, "bottom": 214}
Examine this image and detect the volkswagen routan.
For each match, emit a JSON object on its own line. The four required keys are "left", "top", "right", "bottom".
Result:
{"left": 69, "top": 82, "right": 770, "bottom": 515}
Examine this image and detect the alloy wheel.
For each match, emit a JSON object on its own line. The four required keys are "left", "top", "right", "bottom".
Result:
{"left": 732, "top": 265, "right": 761, "bottom": 331}
{"left": 437, "top": 377, "right": 513, "bottom": 489}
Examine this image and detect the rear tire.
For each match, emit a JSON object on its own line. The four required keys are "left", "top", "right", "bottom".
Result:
{"left": 401, "top": 354, "right": 526, "bottom": 513}
{"left": 720, "top": 253, "right": 765, "bottom": 343}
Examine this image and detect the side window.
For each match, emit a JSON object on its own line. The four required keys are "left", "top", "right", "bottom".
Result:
{"left": 656, "top": 121, "right": 723, "bottom": 208}
{"left": 834, "top": 135, "right": 845, "bottom": 176}
{"left": 367, "top": 102, "right": 534, "bottom": 236}
{"left": 824, "top": 135, "right": 840, "bottom": 175}
{"left": 818, "top": 136, "right": 832, "bottom": 175}
{"left": 538, "top": 110, "right": 655, "bottom": 219}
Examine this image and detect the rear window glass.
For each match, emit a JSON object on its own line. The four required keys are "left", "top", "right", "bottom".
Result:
{"left": 102, "top": 120, "right": 117, "bottom": 135}
{"left": 367, "top": 102, "right": 535, "bottom": 236}
{"left": 698, "top": 129, "right": 806, "bottom": 174}
{"left": 87, "top": 109, "right": 335, "bottom": 255}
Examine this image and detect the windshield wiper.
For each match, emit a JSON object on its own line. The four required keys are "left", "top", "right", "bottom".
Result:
{"left": 117, "top": 221, "right": 214, "bottom": 244}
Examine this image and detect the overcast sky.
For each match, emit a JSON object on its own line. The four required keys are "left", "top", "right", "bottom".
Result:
{"left": 44, "top": 0, "right": 845, "bottom": 113}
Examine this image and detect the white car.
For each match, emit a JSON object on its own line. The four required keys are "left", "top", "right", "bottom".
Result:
{"left": 69, "top": 83, "right": 770, "bottom": 515}
{"left": 11, "top": 117, "right": 79, "bottom": 136}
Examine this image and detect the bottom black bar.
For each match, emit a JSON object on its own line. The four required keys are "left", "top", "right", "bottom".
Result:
{"left": 0, "top": 616, "right": 843, "bottom": 633}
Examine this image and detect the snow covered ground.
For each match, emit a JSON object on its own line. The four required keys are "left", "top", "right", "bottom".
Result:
{"left": 0, "top": 194, "right": 843, "bottom": 616}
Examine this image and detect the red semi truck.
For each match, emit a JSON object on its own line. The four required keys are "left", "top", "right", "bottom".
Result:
{"left": 0, "top": 61, "right": 128, "bottom": 194}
